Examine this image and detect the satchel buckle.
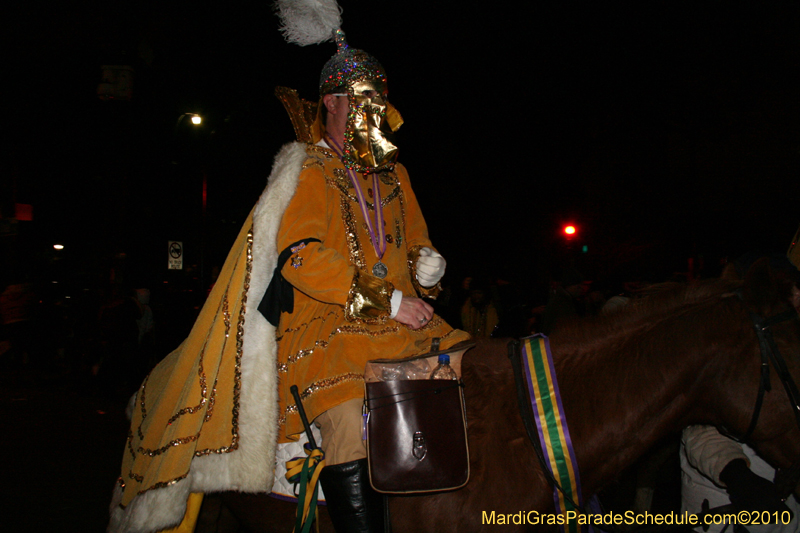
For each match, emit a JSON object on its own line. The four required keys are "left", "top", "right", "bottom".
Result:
{"left": 412, "top": 431, "right": 427, "bottom": 461}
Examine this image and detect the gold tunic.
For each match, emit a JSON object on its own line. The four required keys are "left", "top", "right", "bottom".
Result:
{"left": 276, "top": 144, "right": 469, "bottom": 441}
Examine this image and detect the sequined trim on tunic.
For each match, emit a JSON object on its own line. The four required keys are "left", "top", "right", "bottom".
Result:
{"left": 341, "top": 192, "right": 366, "bottom": 270}
{"left": 302, "top": 159, "right": 325, "bottom": 172}
{"left": 398, "top": 191, "right": 408, "bottom": 253}
{"left": 407, "top": 243, "right": 424, "bottom": 290}
{"left": 277, "top": 321, "right": 401, "bottom": 373}
{"left": 327, "top": 168, "right": 400, "bottom": 209}
{"left": 327, "top": 171, "right": 355, "bottom": 199}
{"left": 279, "top": 372, "right": 365, "bottom": 426}
{"left": 277, "top": 340, "right": 330, "bottom": 373}
{"left": 394, "top": 219, "right": 402, "bottom": 248}
{"left": 378, "top": 171, "right": 397, "bottom": 186}
{"left": 307, "top": 144, "right": 337, "bottom": 160}
{"left": 379, "top": 185, "right": 400, "bottom": 207}
{"left": 335, "top": 324, "right": 400, "bottom": 336}
{"left": 333, "top": 167, "right": 353, "bottom": 189}
{"left": 276, "top": 310, "right": 340, "bottom": 341}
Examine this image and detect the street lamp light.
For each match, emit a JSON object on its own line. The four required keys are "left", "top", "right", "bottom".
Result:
{"left": 175, "top": 113, "right": 204, "bottom": 130}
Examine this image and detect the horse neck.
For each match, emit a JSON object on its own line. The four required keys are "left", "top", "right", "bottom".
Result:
{"left": 550, "top": 288, "right": 748, "bottom": 494}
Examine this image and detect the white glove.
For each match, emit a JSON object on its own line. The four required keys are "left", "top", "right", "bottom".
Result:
{"left": 416, "top": 247, "right": 446, "bottom": 288}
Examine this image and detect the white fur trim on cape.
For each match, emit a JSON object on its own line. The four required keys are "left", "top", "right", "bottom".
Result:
{"left": 107, "top": 142, "right": 308, "bottom": 533}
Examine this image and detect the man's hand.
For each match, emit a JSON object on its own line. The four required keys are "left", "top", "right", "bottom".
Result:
{"left": 394, "top": 296, "right": 434, "bottom": 330}
{"left": 720, "top": 459, "right": 792, "bottom": 516}
{"left": 417, "top": 247, "right": 446, "bottom": 288}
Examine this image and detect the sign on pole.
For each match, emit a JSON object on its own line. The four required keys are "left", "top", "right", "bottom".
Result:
{"left": 168, "top": 241, "right": 183, "bottom": 270}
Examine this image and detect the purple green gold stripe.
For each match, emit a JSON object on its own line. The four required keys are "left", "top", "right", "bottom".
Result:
{"left": 521, "top": 335, "right": 585, "bottom": 533}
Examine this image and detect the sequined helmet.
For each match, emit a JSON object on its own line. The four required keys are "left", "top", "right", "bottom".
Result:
{"left": 319, "top": 30, "right": 387, "bottom": 95}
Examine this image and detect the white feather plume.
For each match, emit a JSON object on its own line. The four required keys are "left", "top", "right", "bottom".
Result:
{"left": 275, "top": 0, "right": 343, "bottom": 47}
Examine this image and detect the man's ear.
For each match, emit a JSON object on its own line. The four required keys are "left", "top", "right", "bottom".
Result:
{"left": 323, "top": 94, "right": 340, "bottom": 114}
{"left": 322, "top": 94, "right": 334, "bottom": 113}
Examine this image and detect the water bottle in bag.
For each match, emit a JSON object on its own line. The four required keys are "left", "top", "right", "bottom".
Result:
{"left": 429, "top": 354, "right": 457, "bottom": 380}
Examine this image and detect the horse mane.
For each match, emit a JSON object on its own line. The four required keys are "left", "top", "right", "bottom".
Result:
{"left": 550, "top": 278, "right": 743, "bottom": 362}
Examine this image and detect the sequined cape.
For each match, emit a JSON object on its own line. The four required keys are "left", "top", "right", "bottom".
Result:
{"left": 108, "top": 142, "right": 308, "bottom": 533}
{"left": 276, "top": 144, "right": 470, "bottom": 441}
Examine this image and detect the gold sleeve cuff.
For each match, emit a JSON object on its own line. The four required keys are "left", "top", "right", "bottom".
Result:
{"left": 345, "top": 270, "right": 394, "bottom": 323}
{"left": 407, "top": 245, "right": 441, "bottom": 299}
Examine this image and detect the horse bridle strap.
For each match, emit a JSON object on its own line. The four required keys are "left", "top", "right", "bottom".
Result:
{"left": 736, "top": 300, "right": 800, "bottom": 499}
{"left": 734, "top": 312, "right": 776, "bottom": 444}
{"left": 735, "top": 307, "right": 800, "bottom": 444}
{"left": 752, "top": 310, "right": 800, "bottom": 422}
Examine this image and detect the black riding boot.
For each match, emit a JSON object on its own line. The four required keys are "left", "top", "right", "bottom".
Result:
{"left": 319, "top": 459, "right": 385, "bottom": 533}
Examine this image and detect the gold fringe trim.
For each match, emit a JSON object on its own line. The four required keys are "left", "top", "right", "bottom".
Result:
{"left": 278, "top": 373, "right": 365, "bottom": 426}
{"left": 276, "top": 322, "right": 401, "bottom": 373}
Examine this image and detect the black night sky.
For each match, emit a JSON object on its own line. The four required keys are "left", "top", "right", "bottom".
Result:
{"left": 4, "top": 1, "right": 800, "bottom": 295}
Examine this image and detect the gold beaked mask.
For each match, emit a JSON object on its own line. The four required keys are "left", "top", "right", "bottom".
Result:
{"left": 344, "top": 80, "right": 403, "bottom": 174}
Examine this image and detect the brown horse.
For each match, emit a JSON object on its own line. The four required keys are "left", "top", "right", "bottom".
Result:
{"left": 219, "top": 260, "right": 800, "bottom": 532}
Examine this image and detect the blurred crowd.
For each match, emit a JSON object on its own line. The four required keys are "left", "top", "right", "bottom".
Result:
{"left": 0, "top": 260, "right": 697, "bottom": 397}
{"left": 0, "top": 277, "right": 203, "bottom": 400}
{"left": 434, "top": 267, "right": 674, "bottom": 341}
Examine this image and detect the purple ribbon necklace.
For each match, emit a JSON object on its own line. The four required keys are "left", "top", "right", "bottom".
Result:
{"left": 324, "top": 134, "right": 388, "bottom": 278}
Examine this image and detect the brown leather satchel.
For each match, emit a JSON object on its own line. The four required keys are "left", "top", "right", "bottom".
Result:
{"left": 364, "top": 343, "right": 473, "bottom": 493}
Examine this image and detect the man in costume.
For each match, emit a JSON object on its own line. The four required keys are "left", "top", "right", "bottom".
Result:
{"left": 269, "top": 27, "right": 470, "bottom": 531}
{"left": 107, "top": 5, "right": 468, "bottom": 532}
